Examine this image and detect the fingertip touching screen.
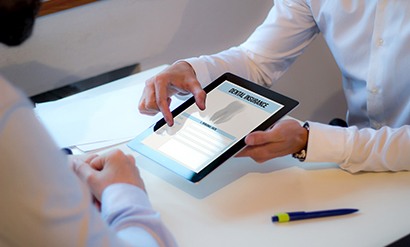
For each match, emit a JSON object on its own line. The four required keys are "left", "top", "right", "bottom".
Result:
{"left": 128, "top": 73, "right": 298, "bottom": 183}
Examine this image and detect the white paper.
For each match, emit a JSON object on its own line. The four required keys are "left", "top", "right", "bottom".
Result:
{"left": 35, "top": 80, "right": 184, "bottom": 150}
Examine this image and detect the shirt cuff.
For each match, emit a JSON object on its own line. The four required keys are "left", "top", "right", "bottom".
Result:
{"left": 304, "top": 121, "right": 348, "bottom": 164}
{"left": 181, "top": 58, "right": 213, "bottom": 88}
{"left": 101, "top": 183, "right": 152, "bottom": 224}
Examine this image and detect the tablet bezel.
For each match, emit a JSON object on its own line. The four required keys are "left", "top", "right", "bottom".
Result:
{"left": 128, "top": 72, "right": 298, "bottom": 183}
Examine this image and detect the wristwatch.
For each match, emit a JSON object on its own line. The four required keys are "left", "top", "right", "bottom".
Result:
{"left": 292, "top": 122, "right": 310, "bottom": 162}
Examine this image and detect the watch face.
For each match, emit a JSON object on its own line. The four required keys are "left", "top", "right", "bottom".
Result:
{"left": 292, "top": 122, "right": 309, "bottom": 162}
{"left": 292, "top": 149, "right": 306, "bottom": 161}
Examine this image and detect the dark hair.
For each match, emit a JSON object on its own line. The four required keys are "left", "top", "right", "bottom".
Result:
{"left": 0, "top": 0, "right": 41, "bottom": 46}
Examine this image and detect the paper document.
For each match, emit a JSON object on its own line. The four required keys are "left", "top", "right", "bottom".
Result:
{"left": 35, "top": 66, "right": 184, "bottom": 151}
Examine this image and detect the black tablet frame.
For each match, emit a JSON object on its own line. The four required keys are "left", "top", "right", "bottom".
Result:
{"left": 128, "top": 72, "right": 299, "bottom": 183}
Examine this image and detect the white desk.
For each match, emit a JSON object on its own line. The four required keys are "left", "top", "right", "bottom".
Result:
{"left": 51, "top": 65, "right": 410, "bottom": 247}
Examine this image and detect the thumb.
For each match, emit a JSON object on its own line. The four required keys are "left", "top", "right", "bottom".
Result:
{"left": 245, "top": 131, "right": 271, "bottom": 146}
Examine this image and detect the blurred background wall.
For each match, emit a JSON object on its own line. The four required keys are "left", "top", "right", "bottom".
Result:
{"left": 0, "top": 0, "right": 346, "bottom": 123}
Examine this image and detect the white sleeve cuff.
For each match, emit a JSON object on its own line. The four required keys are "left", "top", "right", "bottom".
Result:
{"left": 101, "top": 183, "right": 153, "bottom": 224}
{"left": 180, "top": 58, "right": 213, "bottom": 88}
{"left": 304, "top": 122, "right": 348, "bottom": 165}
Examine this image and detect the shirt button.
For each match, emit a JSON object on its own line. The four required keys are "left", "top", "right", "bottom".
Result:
{"left": 377, "top": 39, "right": 384, "bottom": 46}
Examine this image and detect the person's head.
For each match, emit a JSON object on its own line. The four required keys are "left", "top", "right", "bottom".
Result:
{"left": 0, "top": 0, "right": 41, "bottom": 46}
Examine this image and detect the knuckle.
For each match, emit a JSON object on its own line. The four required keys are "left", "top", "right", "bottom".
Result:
{"left": 83, "top": 170, "right": 97, "bottom": 184}
{"left": 127, "top": 154, "right": 136, "bottom": 164}
{"left": 138, "top": 98, "right": 160, "bottom": 115}
{"left": 145, "top": 76, "right": 156, "bottom": 86}
{"left": 152, "top": 73, "right": 170, "bottom": 86}
{"left": 138, "top": 101, "right": 146, "bottom": 112}
{"left": 110, "top": 149, "right": 125, "bottom": 158}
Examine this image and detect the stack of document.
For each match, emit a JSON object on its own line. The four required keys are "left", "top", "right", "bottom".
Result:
{"left": 35, "top": 65, "right": 185, "bottom": 152}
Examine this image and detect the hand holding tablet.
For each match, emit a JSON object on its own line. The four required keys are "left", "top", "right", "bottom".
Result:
{"left": 128, "top": 73, "right": 298, "bottom": 182}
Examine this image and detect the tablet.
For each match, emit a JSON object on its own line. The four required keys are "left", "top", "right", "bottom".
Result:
{"left": 128, "top": 73, "right": 298, "bottom": 183}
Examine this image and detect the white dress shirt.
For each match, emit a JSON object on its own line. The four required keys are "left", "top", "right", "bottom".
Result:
{"left": 184, "top": 0, "right": 410, "bottom": 172}
{"left": 0, "top": 77, "right": 177, "bottom": 246}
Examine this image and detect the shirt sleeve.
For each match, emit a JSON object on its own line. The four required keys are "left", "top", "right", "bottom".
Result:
{"left": 184, "top": 0, "right": 319, "bottom": 88}
{"left": 305, "top": 122, "right": 410, "bottom": 173}
{"left": 0, "top": 80, "right": 177, "bottom": 247}
{"left": 101, "top": 184, "right": 177, "bottom": 247}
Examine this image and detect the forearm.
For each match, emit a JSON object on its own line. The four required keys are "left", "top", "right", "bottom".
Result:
{"left": 184, "top": 1, "right": 319, "bottom": 89}
{"left": 306, "top": 122, "right": 410, "bottom": 173}
{"left": 184, "top": 47, "right": 257, "bottom": 86}
{"left": 101, "top": 184, "right": 177, "bottom": 247}
{"left": 184, "top": 46, "right": 295, "bottom": 88}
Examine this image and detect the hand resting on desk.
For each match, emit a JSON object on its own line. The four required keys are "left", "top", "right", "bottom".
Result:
{"left": 70, "top": 149, "right": 146, "bottom": 203}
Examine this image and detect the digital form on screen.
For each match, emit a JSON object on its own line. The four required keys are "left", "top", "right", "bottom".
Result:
{"left": 140, "top": 80, "right": 284, "bottom": 173}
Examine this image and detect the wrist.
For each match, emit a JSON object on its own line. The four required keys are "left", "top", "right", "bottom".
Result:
{"left": 292, "top": 122, "right": 309, "bottom": 161}
{"left": 173, "top": 60, "right": 196, "bottom": 76}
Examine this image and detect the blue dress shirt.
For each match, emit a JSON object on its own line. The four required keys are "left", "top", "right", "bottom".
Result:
{"left": 0, "top": 77, "right": 177, "bottom": 246}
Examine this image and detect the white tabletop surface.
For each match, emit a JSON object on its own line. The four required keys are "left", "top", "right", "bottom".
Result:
{"left": 123, "top": 145, "right": 410, "bottom": 247}
{"left": 59, "top": 65, "right": 410, "bottom": 247}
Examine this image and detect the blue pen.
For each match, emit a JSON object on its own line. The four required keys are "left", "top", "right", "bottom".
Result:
{"left": 271, "top": 208, "right": 359, "bottom": 223}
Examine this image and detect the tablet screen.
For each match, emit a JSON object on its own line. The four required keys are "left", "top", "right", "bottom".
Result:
{"left": 128, "top": 73, "right": 298, "bottom": 182}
